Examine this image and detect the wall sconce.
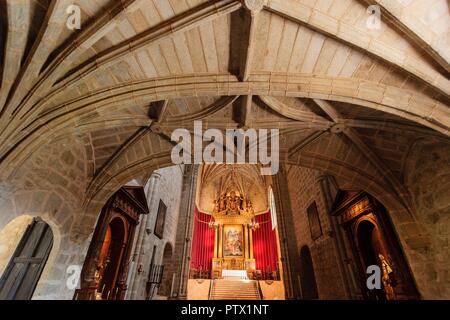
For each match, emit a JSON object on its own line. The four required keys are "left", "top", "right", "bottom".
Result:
{"left": 208, "top": 221, "right": 219, "bottom": 229}
{"left": 248, "top": 220, "right": 260, "bottom": 230}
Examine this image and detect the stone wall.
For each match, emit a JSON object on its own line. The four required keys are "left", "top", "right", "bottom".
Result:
{"left": 126, "top": 165, "right": 184, "bottom": 300}
{"left": 285, "top": 165, "right": 347, "bottom": 299}
{"left": 0, "top": 133, "right": 448, "bottom": 300}
{"left": 404, "top": 140, "right": 450, "bottom": 299}
{"left": 0, "top": 133, "right": 185, "bottom": 300}
{"left": 0, "top": 135, "right": 91, "bottom": 299}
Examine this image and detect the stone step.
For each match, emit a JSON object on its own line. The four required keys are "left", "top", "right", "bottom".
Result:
{"left": 209, "top": 279, "right": 261, "bottom": 300}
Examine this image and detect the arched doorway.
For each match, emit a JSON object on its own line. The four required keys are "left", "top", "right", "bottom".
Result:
{"left": 356, "top": 220, "right": 386, "bottom": 300}
{"left": 97, "top": 217, "right": 127, "bottom": 300}
{"left": 331, "top": 191, "right": 419, "bottom": 300}
{"left": 299, "top": 246, "right": 318, "bottom": 300}
{"left": 0, "top": 217, "right": 53, "bottom": 300}
{"left": 75, "top": 186, "right": 149, "bottom": 300}
{"left": 158, "top": 243, "right": 173, "bottom": 297}
{"left": 357, "top": 220, "right": 383, "bottom": 269}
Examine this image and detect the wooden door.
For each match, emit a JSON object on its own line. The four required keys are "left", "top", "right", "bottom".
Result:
{"left": 0, "top": 217, "right": 53, "bottom": 300}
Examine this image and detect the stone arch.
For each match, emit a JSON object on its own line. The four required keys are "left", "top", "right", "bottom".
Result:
{"left": 2, "top": 74, "right": 449, "bottom": 180}
{"left": 79, "top": 137, "right": 421, "bottom": 247}
{"left": 74, "top": 160, "right": 173, "bottom": 241}
{"left": 354, "top": 219, "right": 383, "bottom": 269}
{"left": 98, "top": 216, "right": 128, "bottom": 300}
{"left": 0, "top": 214, "right": 62, "bottom": 299}
{"left": 162, "top": 242, "right": 173, "bottom": 263}
{"left": 402, "top": 138, "right": 450, "bottom": 298}
{"left": 158, "top": 242, "right": 174, "bottom": 297}
{"left": 299, "top": 245, "right": 319, "bottom": 300}
{"left": 285, "top": 159, "right": 433, "bottom": 298}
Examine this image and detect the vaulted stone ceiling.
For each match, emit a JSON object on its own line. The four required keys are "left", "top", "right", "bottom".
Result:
{"left": 0, "top": 0, "right": 449, "bottom": 216}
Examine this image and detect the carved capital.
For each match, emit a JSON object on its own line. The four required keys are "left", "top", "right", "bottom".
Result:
{"left": 242, "top": 0, "right": 265, "bottom": 12}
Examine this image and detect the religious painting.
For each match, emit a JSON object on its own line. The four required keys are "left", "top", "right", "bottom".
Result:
{"left": 154, "top": 200, "right": 167, "bottom": 239}
{"left": 307, "top": 201, "right": 322, "bottom": 240}
{"left": 223, "top": 225, "right": 243, "bottom": 257}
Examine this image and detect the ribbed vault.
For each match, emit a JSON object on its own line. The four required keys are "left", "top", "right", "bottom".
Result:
{"left": 0, "top": 0, "right": 448, "bottom": 222}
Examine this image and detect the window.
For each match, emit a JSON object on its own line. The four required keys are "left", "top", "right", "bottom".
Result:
{"left": 307, "top": 201, "right": 322, "bottom": 240}
{"left": 268, "top": 187, "right": 278, "bottom": 230}
{"left": 154, "top": 200, "right": 167, "bottom": 239}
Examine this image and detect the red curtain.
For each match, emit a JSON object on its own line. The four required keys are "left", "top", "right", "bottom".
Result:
{"left": 190, "top": 208, "right": 215, "bottom": 272}
{"left": 253, "top": 211, "right": 278, "bottom": 273}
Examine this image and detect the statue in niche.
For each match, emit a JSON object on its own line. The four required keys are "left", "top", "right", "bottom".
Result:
{"left": 213, "top": 200, "right": 219, "bottom": 213}
{"left": 219, "top": 194, "right": 226, "bottom": 211}
{"left": 246, "top": 198, "right": 254, "bottom": 214}
{"left": 227, "top": 191, "right": 238, "bottom": 213}
{"left": 213, "top": 190, "right": 254, "bottom": 215}
{"left": 238, "top": 194, "right": 244, "bottom": 210}
{"left": 378, "top": 254, "right": 396, "bottom": 300}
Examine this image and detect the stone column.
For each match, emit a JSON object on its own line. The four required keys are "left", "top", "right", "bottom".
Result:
{"left": 273, "top": 164, "right": 302, "bottom": 299}
{"left": 316, "top": 175, "right": 357, "bottom": 299}
{"left": 126, "top": 172, "right": 161, "bottom": 299}
{"left": 169, "top": 165, "right": 198, "bottom": 299}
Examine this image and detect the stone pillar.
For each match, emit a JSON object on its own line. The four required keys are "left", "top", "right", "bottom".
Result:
{"left": 273, "top": 165, "right": 302, "bottom": 299}
{"left": 316, "top": 175, "right": 357, "bottom": 299}
{"left": 169, "top": 165, "right": 198, "bottom": 299}
{"left": 126, "top": 172, "right": 161, "bottom": 299}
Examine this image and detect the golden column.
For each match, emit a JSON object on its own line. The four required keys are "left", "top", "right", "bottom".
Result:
{"left": 218, "top": 224, "right": 223, "bottom": 258}
{"left": 213, "top": 224, "right": 218, "bottom": 258}
{"left": 249, "top": 226, "right": 254, "bottom": 259}
{"left": 244, "top": 225, "right": 249, "bottom": 259}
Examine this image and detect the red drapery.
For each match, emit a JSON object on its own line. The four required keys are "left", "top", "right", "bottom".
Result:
{"left": 190, "top": 208, "right": 215, "bottom": 272}
{"left": 253, "top": 211, "right": 278, "bottom": 273}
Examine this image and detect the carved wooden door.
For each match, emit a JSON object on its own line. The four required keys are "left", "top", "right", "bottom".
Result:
{"left": 0, "top": 217, "right": 53, "bottom": 300}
